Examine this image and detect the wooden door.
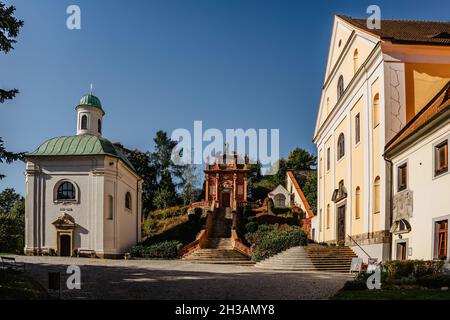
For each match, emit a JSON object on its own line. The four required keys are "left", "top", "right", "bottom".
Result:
{"left": 221, "top": 192, "right": 231, "bottom": 208}
{"left": 60, "top": 234, "right": 71, "bottom": 257}
{"left": 337, "top": 205, "right": 346, "bottom": 245}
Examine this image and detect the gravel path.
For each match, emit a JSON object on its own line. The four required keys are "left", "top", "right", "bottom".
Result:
{"left": 12, "top": 255, "right": 353, "bottom": 300}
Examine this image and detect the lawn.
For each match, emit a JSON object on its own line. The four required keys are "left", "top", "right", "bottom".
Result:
{"left": 332, "top": 286, "right": 450, "bottom": 300}
{"left": 0, "top": 269, "right": 49, "bottom": 300}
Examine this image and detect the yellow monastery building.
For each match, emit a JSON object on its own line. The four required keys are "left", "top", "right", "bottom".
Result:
{"left": 313, "top": 16, "right": 450, "bottom": 262}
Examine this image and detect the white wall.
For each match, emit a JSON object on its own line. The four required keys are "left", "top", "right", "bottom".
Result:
{"left": 391, "top": 123, "right": 450, "bottom": 261}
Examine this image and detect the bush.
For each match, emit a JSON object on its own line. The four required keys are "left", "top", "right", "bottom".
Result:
{"left": 384, "top": 260, "right": 444, "bottom": 279}
{"left": 149, "top": 206, "right": 188, "bottom": 220}
{"left": 142, "top": 218, "right": 157, "bottom": 237}
{"left": 416, "top": 274, "right": 450, "bottom": 288}
{"left": 246, "top": 224, "right": 307, "bottom": 262}
{"left": 247, "top": 216, "right": 257, "bottom": 223}
{"left": 129, "top": 240, "right": 181, "bottom": 259}
{"left": 342, "top": 280, "right": 367, "bottom": 291}
{"left": 194, "top": 207, "right": 203, "bottom": 216}
{"left": 271, "top": 207, "right": 291, "bottom": 215}
{"left": 245, "top": 221, "right": 259, "bottom": 233}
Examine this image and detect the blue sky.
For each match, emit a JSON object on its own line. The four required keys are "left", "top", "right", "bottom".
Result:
{"left": 1, "top": 0, "right": 450, "bottom": 195}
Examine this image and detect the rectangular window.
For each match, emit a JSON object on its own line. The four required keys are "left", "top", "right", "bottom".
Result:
{"left": 398, "top": 163, "right": 407, "bottom": 192}
{"left": 326, "top": 148, "right": 330, "bottom": 171}
{"left": 435, "top": 141, "right": 448, "bottom": 177}
{"left": 107, "top": 195, "right": 113, "bottom": 220}
{"left": 355, "top": 113, "right": 360, "bottom": 144}
{"left": 237, "top": 185, "right": 243, "bottom": 195}
{"left": 209, "top": 185, "right": 215, "bottom": 195}
{"left": 435, "top": 220, "right": 448, "bottom": 260}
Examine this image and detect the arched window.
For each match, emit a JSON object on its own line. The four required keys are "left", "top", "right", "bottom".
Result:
{"left": 326, "top": 204, "right": 330, "bottom": 229}
{"left": 373, "top": 176, "right": 381, "bottom": 214}
{"left": 81, "top": 115, "right": 88, "bottom": 130}
{"left": 337, "top": 133, "right": 345, "bottom": 160}
{"left": 353, "top": 49, "right": 359, "bottom": 74}
{"left": 57, "top": 181, "right": 76, "bottom": 200}
{"left": 125, "top": 192, "right": 132, "bottom": 210}
{"left": 373, "top": 93, "right": 380, "bottom": 128}
{"left": 337, "top": 75, "right": 344, "bottom": 100}
{"left": 98, "top": 119, "right": 102, "bottom": 134}
{"left": 355, "top": 187, "right": 361, "bottom": 219}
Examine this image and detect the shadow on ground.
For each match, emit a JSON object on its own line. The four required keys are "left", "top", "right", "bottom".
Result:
{"left": 20, "top": 260, "right": 350, "bottom": 300}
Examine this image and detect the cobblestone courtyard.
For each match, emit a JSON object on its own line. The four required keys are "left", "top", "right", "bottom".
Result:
{"left": 13, "top": 256, "right": 353, "bottom": 300}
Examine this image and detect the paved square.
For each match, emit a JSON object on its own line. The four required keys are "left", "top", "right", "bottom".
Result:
{"left": 13, "top": 256, "right": 353, "bottom": 300}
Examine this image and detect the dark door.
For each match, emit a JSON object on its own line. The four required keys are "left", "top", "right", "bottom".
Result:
{"left": 60, "top": 234, "right": 71, "bottom": 257}
{"left": 221, "top": 192, "right": 230, "bottom": 208}
{"left": 337, "top": 205, "right": 346, "bottom": 245}
{"left": 397, "top": 242, "right": 407, "bottom": 260}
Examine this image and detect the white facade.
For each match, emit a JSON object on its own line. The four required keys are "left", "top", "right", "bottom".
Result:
{"left": 25, "top": 94, "right": 142, "bottom": 258}
{"left": 268, "top": 185, "right": 290, "bottom": 207}
{"left": 388, "top": 112, "right": 450, "bottom": 261}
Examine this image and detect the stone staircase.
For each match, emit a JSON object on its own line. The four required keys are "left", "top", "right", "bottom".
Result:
{"left": 255, "top": 245, "right": 358, "bottom": 272}
{"left": 183, "top": 208, "right": 253, "bottom": 265}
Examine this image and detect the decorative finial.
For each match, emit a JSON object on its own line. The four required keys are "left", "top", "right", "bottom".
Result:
{"left": 89, "top": 83, "right": 93, "bottom": 95}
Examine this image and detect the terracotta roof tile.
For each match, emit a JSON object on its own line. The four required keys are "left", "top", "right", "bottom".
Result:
{"left": 338, "top": 15, "right": 450, "bottom": 46}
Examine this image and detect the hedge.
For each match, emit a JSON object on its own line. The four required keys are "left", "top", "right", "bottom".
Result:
{"left": 384, "top": 260, "right": 444, "bottom": 279}
{"left": 246, "top": 224, "right": 307, "bottom": 262}
{"left": 416, "top": 274, "right": 450, "bottom": 288}
{"left": 129, "top": 240, "right": 181, "bottom": 259}
{"left": 149, "top": 206, "right": 189, "bottom": 220}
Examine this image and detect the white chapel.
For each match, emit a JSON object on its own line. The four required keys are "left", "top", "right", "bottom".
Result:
{"left": 24, "top": 92, "right": 142, "bottom": 258}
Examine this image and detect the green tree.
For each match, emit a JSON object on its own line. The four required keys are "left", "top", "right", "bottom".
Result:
{"left": 271, "top": 158, "right": 288, "bottom": 187}
{"left": 153, "top": 186, "right": 176, "bottom": 209}
{"left": 181, "top": 164, "right": 199, "bottom": 206}
{"left": 302, "top": 172, "right": 317, "bottom": 215}
{"left": 0, "top": 3, "right": 24, "bottom": 179}
{"left": 0, "top": 188, "right": 24, "bottom": 253}
{"left": 287, "top": 147, "right": 317, "bottom": 171}
{"left": 0, "top": 187, "right": 21, "bottom": 213}
{"left": 114, "top": 143, "right": 157, "bottom": 213}
{"left": 151, "top": 131, "right": 183, "bottom": 207}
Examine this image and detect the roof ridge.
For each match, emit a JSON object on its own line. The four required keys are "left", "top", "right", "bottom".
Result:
{"left": 338, "top": 15, "right": 450, "bottom": 24}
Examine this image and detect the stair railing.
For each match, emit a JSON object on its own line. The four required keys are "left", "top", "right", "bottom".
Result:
{"left": 346, "top": 233, "right": 372, "bottom": 259}
{"left": 231, "top": 210, "right": 252, "bottom": 257}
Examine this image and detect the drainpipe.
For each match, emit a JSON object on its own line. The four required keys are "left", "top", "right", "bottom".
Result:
{"left": 383, "top": 153, "right": 394, "bottom": 261}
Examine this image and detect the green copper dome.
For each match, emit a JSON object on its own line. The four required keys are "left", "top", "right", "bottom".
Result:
{"left": 78, "top": 93, "right": 104, "bottom": 114}
{"left": 27, "top": 135, "right": 135, "bottom": 172}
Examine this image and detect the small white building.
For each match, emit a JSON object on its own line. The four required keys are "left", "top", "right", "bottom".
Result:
{"left": 385, "top": 82, "right": 450, "bottom": 262}
{"left": 268, "top": 185, "right": 290, "bottom": 207}
{"left": 24, "top": 92, "right": 142, "bottom": 258}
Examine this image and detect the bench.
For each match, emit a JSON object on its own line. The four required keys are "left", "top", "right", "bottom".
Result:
{"left": 1, "top": 256, "right": 25, "bottom": 271}
{"left": 77, "top": 249, "right": 96, "bottom": 258}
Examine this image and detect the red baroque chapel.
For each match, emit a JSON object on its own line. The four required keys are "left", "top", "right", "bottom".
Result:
{"left": 204, "top": 152, "right": 248, "bottom": 210}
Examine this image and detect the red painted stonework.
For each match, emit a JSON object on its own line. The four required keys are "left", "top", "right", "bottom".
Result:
{"left": 204, "top": 152, "right": 248, "bottom": 209}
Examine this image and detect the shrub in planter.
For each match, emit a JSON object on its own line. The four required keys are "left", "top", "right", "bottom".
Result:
{"left": 416, "top": 274, "right": 450, "bottom": 288}
{"left": 129, "top": 240, "right": 181, "bottom": 259}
